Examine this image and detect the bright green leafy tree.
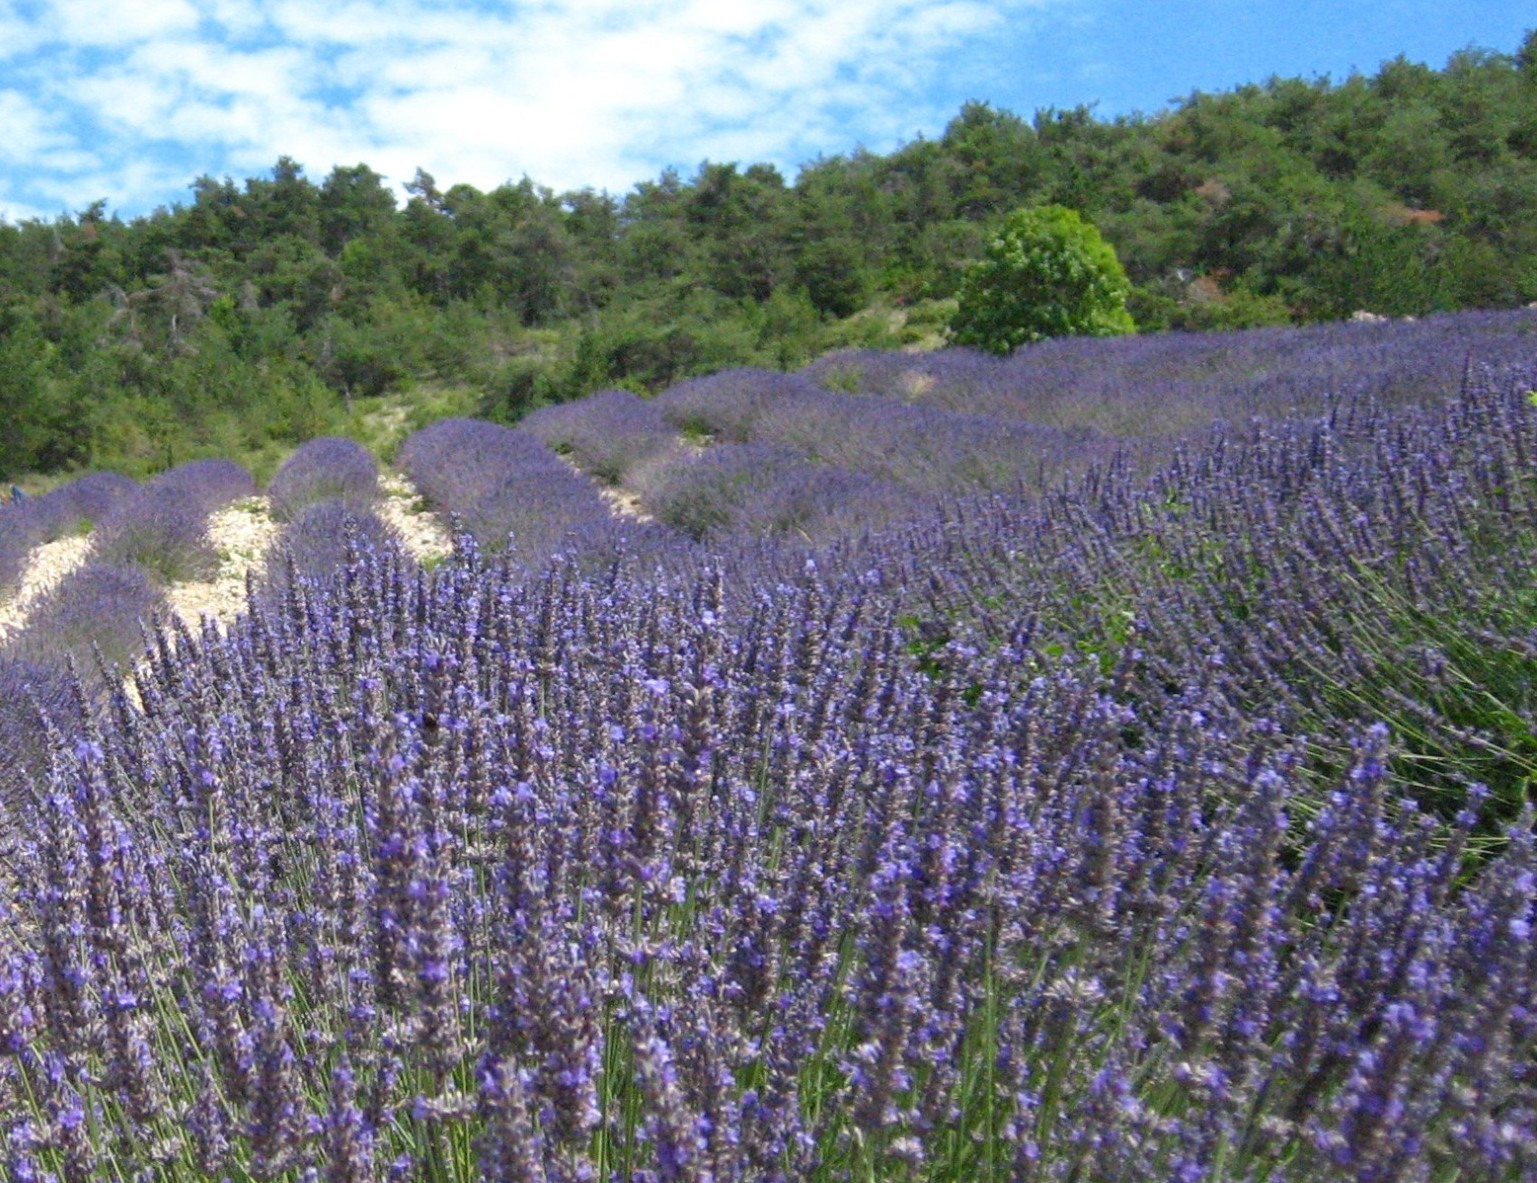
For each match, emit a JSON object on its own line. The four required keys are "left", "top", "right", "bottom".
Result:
{"left": 949, "top": 204, "right": 1136, "bottom": 353}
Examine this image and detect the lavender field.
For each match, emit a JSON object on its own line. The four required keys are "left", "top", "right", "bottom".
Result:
{"left": 0, "top": 311, "right": 1535, "bottom": 1180}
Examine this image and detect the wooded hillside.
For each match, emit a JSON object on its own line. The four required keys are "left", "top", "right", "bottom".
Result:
{"left": 2, "top": 32, "right": 1534, "bottom": 481}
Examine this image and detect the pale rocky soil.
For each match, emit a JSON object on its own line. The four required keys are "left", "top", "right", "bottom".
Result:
{"left": 164, "top": 496, "right": 282, "bottom": 628}
{"left": 0, "top": 535, "right": 94, "bottom": 642}
{"left": 378, "top": 473, "right": 456, "bottom": 558}
{"left": 597, "top": 484, "right": 651, "bottom": 522}
{"left": 556, "top": 454, "right": 654, "bottom": 522}
{"left": 167, "top": 475, "right": 455, "bottom": 629}
{"left": 1, "top": 473, "right": 455, "bottom": 641}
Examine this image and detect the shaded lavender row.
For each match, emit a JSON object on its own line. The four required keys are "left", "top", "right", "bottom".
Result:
{"left": 92, "top": 458, "right": 258, "bottom": 585}
{"left": 519, "top": 383, "right": 924, "bottom": 546}
{"left": 259, "top": 440, "right": 394, "bottom": 605}
{"left": 631, "top": 442, "right": 918, "bottom": 544}
{"left": 0, "top": 526, "right": 1529, "bottom": 1180}
{"left": 654, "top": 367, "right": 1115, "bottom": 498}
{"left": 2, "top": 461, "right": 256, "bottom": 680}
{"left": 144, "top": 458, "right": 259, "bottom": 513}
{"left": 258, "top": 499, "right": 406, "bottom": 608}
{"left": 0, "top": 472, "right": 137, "bottom": 593}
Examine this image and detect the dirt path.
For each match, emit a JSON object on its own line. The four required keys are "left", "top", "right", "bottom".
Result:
{"left": 163, "top": 496, "right": 283, "bottom": 628}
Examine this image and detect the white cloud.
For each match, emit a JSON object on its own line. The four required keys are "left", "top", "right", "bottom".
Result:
{"left": 0, "top": 0, "right": 1073, "bottom": 215}
{"left": 0, "top": 90, "right": 67, "bottom": 162}
{"left": 41, "top": 0, "right": 201, "bottom": 46}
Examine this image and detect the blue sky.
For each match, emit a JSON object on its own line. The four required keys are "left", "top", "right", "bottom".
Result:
{"left": 0, "top": 1, "right": 1529, "bottom": 223}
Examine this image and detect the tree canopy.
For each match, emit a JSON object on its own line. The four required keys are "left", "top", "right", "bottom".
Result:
{"left": 950, "top": 205, "right": 1135, "bottom": 353}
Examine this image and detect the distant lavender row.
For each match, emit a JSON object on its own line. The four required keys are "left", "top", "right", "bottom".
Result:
{"left": 91, "top": 459, "right": 258, "bottom": 585}
{"left": 659, "top": 367, "right": 1116, "bottom": 496}
{"left": 521, "top": 388, "right": 679, "bottom": 485}
{"left": 145, "top": 457, "right": 258, "bottom": 513}
{"left": 633, "top": 441, "right": 919, "bottom": 543}
{"left": 1, "top": 461, "right": 254, "bottom": 689}
{"left": 802, "top": 308, "right": 1537, "bottom": 447}
{"left": 258, "top": 438, "right": 392, "bottom": 608}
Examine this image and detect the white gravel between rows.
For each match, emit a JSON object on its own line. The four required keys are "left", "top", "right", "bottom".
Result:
{"left": 0, "top": 473, "right": 454, "bottom": 642}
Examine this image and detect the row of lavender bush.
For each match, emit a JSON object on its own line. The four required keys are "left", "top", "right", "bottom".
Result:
{"left": 522, "top": 390, "right": 680, "bottom": 488}
{"left": 522, "top": 382, "right": 923, "bottom": 542}
{"left": 0, "top": 546, "right": 1528, "bottom": 1180}
{"left": 2, "top": 460, "right": 258, "bottom": 675}
{"left": 801, "top": 309, "right": 1537, "bottom": 444}
{"left": 530, "top": 314, "right": 1537, "bottom": 550}
{"left": 0, "top": 320, "right": 1532, "bottom": 1177}
{"left": 0, "top": 472, "right": 137, "bottom": 593}
{"left": 0, "top": 461, "right": 259, "bottom": 819}
{"left": 397, "top": 417, "right": 686, "bottom": 572}
{"left": 2, "top": 440, "right": 392, "bottom": 682}
{"left": 258, "top": 437, "right": 407, "bottom": 606}
{"left": 654, "top": 369, "right": 1115, "bottom": 497}
{"left": 0, "top": 444, "right": 408, "bottom": 820}
{"left": 869, "top": 361, "right": 1537, "bottom": 835}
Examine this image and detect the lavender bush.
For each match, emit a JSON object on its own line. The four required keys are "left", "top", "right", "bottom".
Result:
{"left": 92, "top": 487, "right": 224, "bottom": 585}
{"left": 1, "top": 559, "right": 166, "bottom": 674}
{"left": 147, "top": 457, "right": 258, "bottom": 513}
{"left": 635, "top": 442, "right": 917, "bottom": 542}
{"left": 47, "top": 471, "right": 142, "bottom": 527}
{"left": 746, "top": 382, "right": 1112, "bottom": 495}
{"left": 0, "top": 472, "right": 138, "bottom": 594}
{"left": 87, "top": 459, "right": 258, "bottom": 586}
{"left": 267, "top": 437, "right": 381, "bottom": 523}
{"left": 653, "top": 368, "right": 827, "bottom": 443}
{"left": 522, "top": 389, "right": 680, "bottom": 485}
{"left": 803, "top": 308, "right": 1537, "bottom": 456}
{"left": 0, "top": 312, "right": 1532, "bottom": 1180}
{"left": 0, "top": 541, "right": 1529, "bottom": 1180}
{"left": 260, "top": 498, "right": 406, "bottom": 605}
{"left": 0, "top": 656, "right": 79, "bottom": 820}
{"left": 397, "top": 418, "right": 624, "bottom": 565}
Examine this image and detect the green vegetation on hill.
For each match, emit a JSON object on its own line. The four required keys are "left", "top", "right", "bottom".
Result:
{"left": 1, "top": 32, "right": 1535, "bottom": 482}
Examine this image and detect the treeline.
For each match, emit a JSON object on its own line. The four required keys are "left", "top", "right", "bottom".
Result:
{"left": 1, "top": 33, "right": 1534, "bottom": 481}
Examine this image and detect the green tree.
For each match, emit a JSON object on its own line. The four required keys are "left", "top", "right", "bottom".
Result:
{"left": 0, "top": 316, "right": 91, "bottom": 476}
{"left": 319, "top": 163, "right": 397, "bottom": 256}
{"left": 949, "top": 205, "right": 1135, "bottom": 353}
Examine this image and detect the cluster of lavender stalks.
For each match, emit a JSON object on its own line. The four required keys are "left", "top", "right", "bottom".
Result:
{"left": 0, "top": 319, "right": 1534, "bottom": 1181}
